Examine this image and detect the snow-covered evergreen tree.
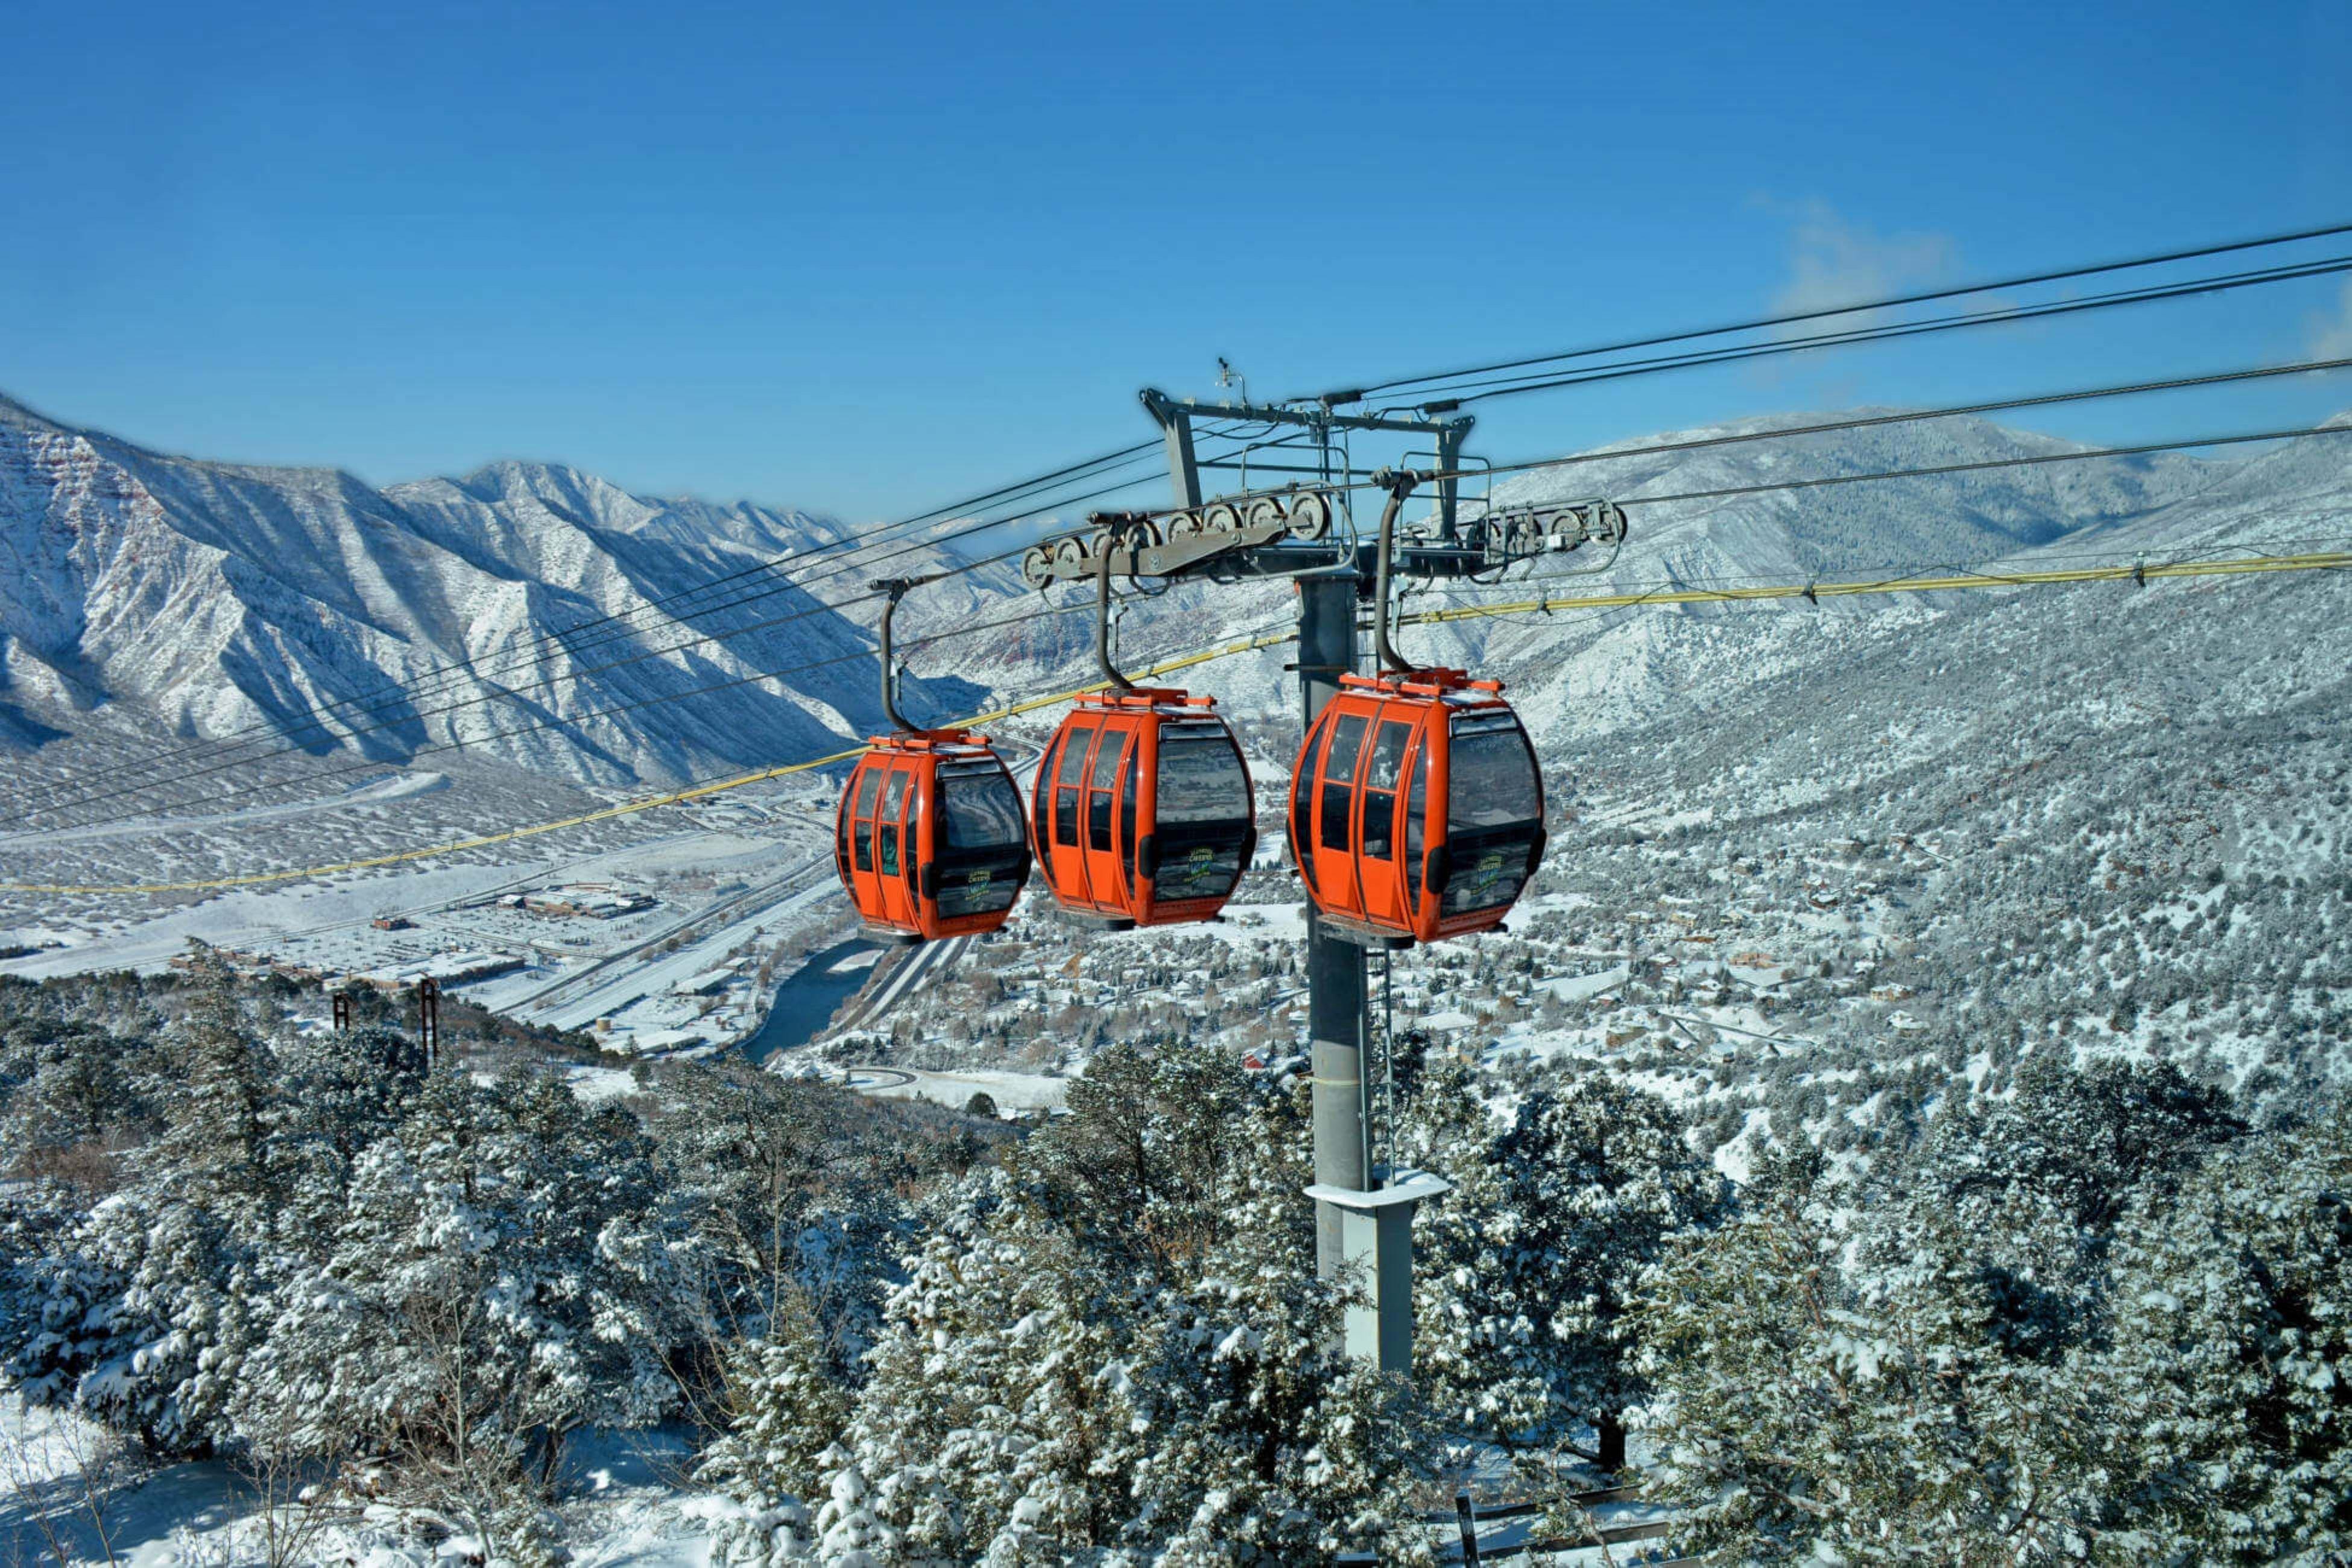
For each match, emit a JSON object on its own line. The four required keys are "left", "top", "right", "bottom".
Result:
{"left": 1635, "top": 1146, "right": 2120, "bottom": 1563}
{"left": 235, "top": 1069, "right": 700, "bottom": 1559}
{"left": 2099, "top": 1096, "right": 2352, "bottom": 1561}
{"left": 700, "top": 1288, "right": 855, "bottom": 1516}
{"left": 795, "top": 1045, "right": 1434, "bottom": 1566}
{"left": 1408, "top": 1055, "right": 1728, "bottom": 1467}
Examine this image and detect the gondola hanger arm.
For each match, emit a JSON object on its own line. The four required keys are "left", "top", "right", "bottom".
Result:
{"left": 870, "top": 577, "right": 918, "bottom": 733}
{"left": 1368, "top": 467, "right": 1432, "bottom": 675}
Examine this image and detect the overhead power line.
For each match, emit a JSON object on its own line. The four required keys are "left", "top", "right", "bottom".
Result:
{"left": 1417, "top": 255, "right": 2352, "bottom": 409}
{"left": 1598, "top": 422, "right": 2352, "bottom": 511}
{"left": 1127, "top": 355, "right": 2352, "bottom": 520}
{"left": 1397, "top": 550, "right": 2352, "bottom": 622}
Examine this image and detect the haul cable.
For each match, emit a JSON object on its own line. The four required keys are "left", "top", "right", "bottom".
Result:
{"left": 2, "top": 549, "right": 2344, "bottom": 897}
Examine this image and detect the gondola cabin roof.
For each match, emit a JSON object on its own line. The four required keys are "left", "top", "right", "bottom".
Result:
{"left": 1070, "top": 686, "right": 1218, "bottom": 714}
{"left": 1333, "top": 667, "right": 1508, "bottom": 706}
{"left": 862, "top": 726, "right": 999, "bottom": 756}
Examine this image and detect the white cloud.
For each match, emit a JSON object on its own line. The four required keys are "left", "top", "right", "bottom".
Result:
{"left": 1759, "top": 198, "right": 1960, "bottom": 326}
{"left": 2308, "top": 279, "right": 2352, "bottom": 360}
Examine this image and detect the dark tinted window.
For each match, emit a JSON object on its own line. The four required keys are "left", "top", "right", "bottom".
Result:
{"left": 937, "top": 863, "right": 1019, "bottom": 918}
{"left": 1055, "top": 726, "right": 1091, "bottom": 847}
{"left": 1159, "top": 730, "right": 1250, "bottom": 824}
{"left": 940, "top": 763, "right": 1025, "bottom": 852}
{"left": 1320, "top": 713, "right": 1367, "bottom": 852}
{"left": 1153, "top": 841, "right": 1242, "bottom": 903}
{"left": 1441, "top": 841, "right": 1533, "bottom": 915}
{"left": 1447, "top": 719, "right": 1540, "bottom": 833}
{"left": 1290, "top": 724, "right": 1324, "bottom": 889}
{"left": 1032, "top": 735, "right": 1060, "bottom": 849}
{"left": 1057, "top": 729, "right": 1093, "bottom": 787}
{"left": 1361, "top": 718, "right": 1412, "bottom": 861}
{"left": 1088, "top": 732, "right": 1124, "bottom": 852}
{"left": 1404, "top": 744, "right": 1429, "bottom": 903}
{"left": 1120, "top": 747, "right": 1138, "bottom": 873}
{"left": 854, "top": 765, "right": 882, "bottom": 817}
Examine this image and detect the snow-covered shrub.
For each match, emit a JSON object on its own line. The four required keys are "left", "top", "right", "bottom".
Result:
{"left": 2099, "top": 1097, "right": 2352, "bottom": 1560}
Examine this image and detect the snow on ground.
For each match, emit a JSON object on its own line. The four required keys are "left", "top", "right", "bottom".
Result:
{"left": 0, "top": 771, "right": 454, "bottom": 849}
{"left": 1540, "top": 964, "right": 1630, "bottom": 1004}
{"left": 0, "top": 1394, "right": 731, "bottom": 1567}
{"left": 836, "top": 1064, "right": 1074, "bottom": 1114}
{"left": 0, "top": 858, "right": 561, "bottom": 980}
{"left": 569, "top": 1065, "right": 644, "bottom": 1102}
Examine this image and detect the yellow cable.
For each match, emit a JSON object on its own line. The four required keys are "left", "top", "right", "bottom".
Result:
{"left": 1395, "top": 550, "right": 2352, "bottom": 622}
{"left": 0, "top": 628, "right": 1296, "bottom": 896}
{"left": 4, "top": 550, "right": 2344, "bottom": 896}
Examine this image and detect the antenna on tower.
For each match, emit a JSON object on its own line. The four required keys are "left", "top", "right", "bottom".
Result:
{"left": 1215, "top": 356, "right": 1247, "bottom": 403}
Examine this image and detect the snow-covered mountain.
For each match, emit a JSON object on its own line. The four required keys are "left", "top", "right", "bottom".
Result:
{"left": 2, "top": 389, "right": 2343, "bottom": 802}
{"left": 0, "top": 394, "right": 994, "bottom": 788}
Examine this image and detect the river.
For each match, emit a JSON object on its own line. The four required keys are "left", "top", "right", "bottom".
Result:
{"left": 742, "top": 938, "right": 881, "bottom": 1063}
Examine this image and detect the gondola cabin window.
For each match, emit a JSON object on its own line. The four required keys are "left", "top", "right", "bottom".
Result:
{"left": 934, "top": 760, "right": 1028, "bottom": 920}
{"left": 1150, "top": 722, "right": 1252, "bottom": 904}
{"left": 1440, "top": 711, "right": 1542, "bottom": 917}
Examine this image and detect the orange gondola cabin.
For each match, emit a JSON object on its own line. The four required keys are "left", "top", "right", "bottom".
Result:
{"left": 1030, "top": 690, "right": 1256, "bottom": 930}
{"left": 836, "top": 730, "right": 1031, "bottom": 943}
{"left": 1289, "top": 668, "right": 1546, "bottom": 947}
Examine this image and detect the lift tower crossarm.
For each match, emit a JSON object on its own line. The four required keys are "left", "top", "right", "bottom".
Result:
{"left": 1139, "top": 387, "right": 1473, "bottom": 541}
{"left": 1140, "top": 387, "right": 1474, "bottom": 439}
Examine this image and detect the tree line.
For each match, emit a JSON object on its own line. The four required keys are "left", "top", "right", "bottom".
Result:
{"left": 0, "top": 952, "right": 2344, "bottom": 1564}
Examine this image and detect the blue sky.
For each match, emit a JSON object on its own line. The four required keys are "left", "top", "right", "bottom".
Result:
{"left": 3, "top": 0, "right": 2348, "bottom": 522}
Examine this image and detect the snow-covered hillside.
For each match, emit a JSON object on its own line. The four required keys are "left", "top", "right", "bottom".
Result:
{"left": 952, "top": 411, "right": 2352, "bottom": 748}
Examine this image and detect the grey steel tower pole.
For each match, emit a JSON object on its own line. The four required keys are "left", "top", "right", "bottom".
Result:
{"left": 1298, "top": 571, "right": 1370, "bottom": 1280}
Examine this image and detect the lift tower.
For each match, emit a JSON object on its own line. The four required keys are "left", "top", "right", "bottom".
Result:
{"left": 1140, "top": 389, "right": 1471, "bottom": 1302}
{"left": 1020, "top": 387, "right": 1625, "bottom": 1371}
